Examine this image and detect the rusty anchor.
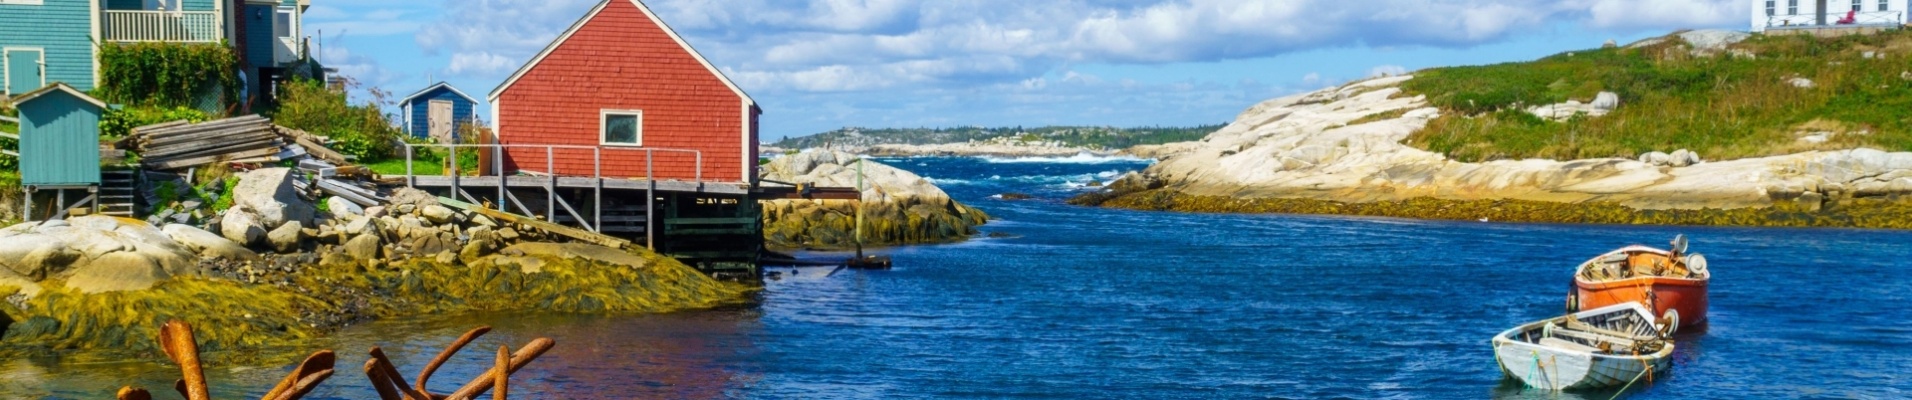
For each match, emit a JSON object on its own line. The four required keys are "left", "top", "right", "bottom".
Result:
{"left": 116, "top": 320, "right": 337, "bottom": 400}
{"left": 363, "top": 325, "right": 556, "bottom": 400}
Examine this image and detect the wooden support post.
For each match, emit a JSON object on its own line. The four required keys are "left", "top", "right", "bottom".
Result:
{"left": 647, "top": 151, "right": 655, "bottom": 250}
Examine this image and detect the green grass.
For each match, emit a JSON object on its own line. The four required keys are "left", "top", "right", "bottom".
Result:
{"left": 1401, "top": 30, "right": 1912, "bottom": 162}
{"left": 364, "top": 157, "right": 440, "bottom": 176}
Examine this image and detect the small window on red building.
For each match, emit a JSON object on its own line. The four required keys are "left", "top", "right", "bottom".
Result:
{"left": 602, "top": 110, "right": 643, "bottom": 146}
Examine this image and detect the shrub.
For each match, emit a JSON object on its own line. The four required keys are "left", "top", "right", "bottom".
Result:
{"left": 268, "top": 78, "right": 404, "bottom": 161}
{"left": 100, "top": 106, "right": 211, "bottom": 140}
{"left": 96, "top": 42, "right": 239, "bottom": 111}
{"left": 1401, "top": 30, "right": 1912, "bottom": 162}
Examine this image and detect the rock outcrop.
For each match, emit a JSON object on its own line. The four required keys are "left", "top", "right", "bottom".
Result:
{"left": 1096, "top": 75, "right": 1912, "bottom": 212}
{"left": 0, "top": 216, "right": 207, "bottom": 294}
{"left": 760, "top": 150, "right": 988, "bottom": 248}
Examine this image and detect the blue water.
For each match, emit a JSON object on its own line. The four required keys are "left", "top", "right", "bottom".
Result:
{"left": 7, "top": 156, "right": 1911, "bottom": 399}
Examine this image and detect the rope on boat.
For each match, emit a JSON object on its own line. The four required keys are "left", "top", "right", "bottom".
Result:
{"left": 1608, "top": 359, "right": 1655, "bottom": 400}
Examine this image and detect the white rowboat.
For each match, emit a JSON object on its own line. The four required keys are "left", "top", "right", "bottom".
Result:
{"left": 1492, "top": 303, "right": 1673, "bottom": 391}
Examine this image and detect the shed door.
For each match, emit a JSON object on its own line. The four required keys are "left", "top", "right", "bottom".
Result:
{"left": 5, "top": 49, "right": 44, "bottom": 96}
{"left": 428, "top": 100, "right": 454, "bottom": 143}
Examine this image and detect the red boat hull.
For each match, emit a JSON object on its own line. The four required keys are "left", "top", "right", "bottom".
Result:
{"left": 1576, "top": 276, "right": 1708, "bottom": 330}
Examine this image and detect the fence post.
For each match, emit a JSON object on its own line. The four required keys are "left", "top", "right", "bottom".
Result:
{"left": 495, "top": 145, "right": 505, "bottom": 214}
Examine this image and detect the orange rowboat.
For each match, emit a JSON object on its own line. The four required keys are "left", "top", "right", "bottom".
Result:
{"left": 1572, "top": 235, "right": 1710, "bottom": 332}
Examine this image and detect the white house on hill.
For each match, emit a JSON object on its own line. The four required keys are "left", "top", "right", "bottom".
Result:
{"left": 1753, "top": 0, "right": 1910, "bottom": 32}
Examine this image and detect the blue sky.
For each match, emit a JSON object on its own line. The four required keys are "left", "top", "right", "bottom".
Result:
{"left": 306, "top": 0, "right": 1749, "bottom": 141}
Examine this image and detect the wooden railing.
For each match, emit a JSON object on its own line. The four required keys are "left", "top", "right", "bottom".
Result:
{"left": 103, "top": 10, "right": 222, "bottom": 43}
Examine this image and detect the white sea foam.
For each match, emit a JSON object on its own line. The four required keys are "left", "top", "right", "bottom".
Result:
{"left": 978, "top": 152, "right": 1153, "bottom": 165}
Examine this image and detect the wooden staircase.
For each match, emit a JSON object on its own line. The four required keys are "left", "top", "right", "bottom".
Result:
{"left": 98, "top": 170, "right": 138, "bottom": 217}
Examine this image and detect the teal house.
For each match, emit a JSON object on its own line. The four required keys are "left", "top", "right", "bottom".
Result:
{"left": 1, "top": 0, "right": 98, "bottom": 95}
{"left": 0, "top": 0, "right": 313, "bottom": 100}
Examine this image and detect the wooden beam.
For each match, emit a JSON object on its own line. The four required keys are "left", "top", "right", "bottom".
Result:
{"left": 437, "top": 196, "right": 634, "bottom": 250}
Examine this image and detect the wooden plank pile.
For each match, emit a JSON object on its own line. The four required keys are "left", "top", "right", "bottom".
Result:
{"left": 129, "top": 115, "right": 308, "bottom": 170}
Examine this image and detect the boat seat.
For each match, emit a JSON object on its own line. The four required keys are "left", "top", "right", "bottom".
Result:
{"left": 1539, "top": 337, "right": 1602, "bottom": 353}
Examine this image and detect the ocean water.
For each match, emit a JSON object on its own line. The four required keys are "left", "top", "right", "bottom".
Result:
{"left": 6, "top": 156, "right": 1911, "bottom": 399}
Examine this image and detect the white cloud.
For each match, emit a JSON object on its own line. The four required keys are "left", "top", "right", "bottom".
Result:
{"left": 1575, "top": 0, "right": 1747, "bottom": 30}
{"left": 446, "top": 52, "right": 522, "bottom": 78}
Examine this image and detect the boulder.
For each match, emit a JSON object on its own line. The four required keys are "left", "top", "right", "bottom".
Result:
{"left": 344, "top": 215, "right": 372, "bottom": 236}
{"left": 327, "top": 197, "right": 364, "bottom": 218}
{"left": 268, "top": 221, "right": 305, "bottom": 253}
{"left": 344, "top": 234, "right": 382, "bottom": 266}
{"left": 231, "top": 168, "right": 315, "bottom": 228}
{"left": 420, "top": 205, "right": 456, "bottom": 224}
{"left": 221, "top": 211, "right": 266, "bottom": 246}
{"left": 62, "top": 251, "right": 168, "bottom": 294}
{"left": 0, "top": 233, "right": 80, "bottom": 280}
{"left": 1590, "top": 92, "right": 1620, "bottom": 112}
{"left": 1639, "top": 151, "right": 1672, "bottom": 167}
{"left": 469, "top": 214, "right": 498, "bottom": 229}
{"left": 162, "top": 224, "right": 258, "bottom": 261}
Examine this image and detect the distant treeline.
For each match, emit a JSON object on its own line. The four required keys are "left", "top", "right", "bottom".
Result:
{"left": 774, "top": 125, "right": 1226, "bottom": 150}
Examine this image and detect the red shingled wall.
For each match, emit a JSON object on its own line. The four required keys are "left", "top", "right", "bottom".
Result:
{"left": 494, "top": 0, "right": 754, "bottom": 183}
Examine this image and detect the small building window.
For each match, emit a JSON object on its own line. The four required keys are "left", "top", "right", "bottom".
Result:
{"left": 1881, "top": 0, "right": 1889, "bottom": 11}
{"left": 1767, "top": 0, "right": 1777, "bottom": 15}
{"left": 1789, "top": 0, "right": 1798, "bottom": 15}
{"left": 1853, "top": 0, "right": 1862, "bottom": 11}
{"left": 602, "top": 110, "right": 643, "bottom": 146}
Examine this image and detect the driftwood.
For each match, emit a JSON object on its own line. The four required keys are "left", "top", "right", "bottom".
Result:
{"left": 364, "top": 326, "right": 555, "bottom": 400}
{"left": 117, "top": 320, "right": 336, "bottom": 400}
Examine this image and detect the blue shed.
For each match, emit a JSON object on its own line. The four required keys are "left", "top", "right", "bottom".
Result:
{"left": 13, "top": 83, "right": 104, "bottom": 187}
{"left": 399, "top": 82, "right": 478, "bottom": 142}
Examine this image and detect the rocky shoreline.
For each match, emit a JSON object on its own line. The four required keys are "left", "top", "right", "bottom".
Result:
{"left": 760, "top": 150, "right": 989, "bottom": 249}
{"left": 0, "top": 168, "right": 751, "bottom": 361}
{"left": 1072, "top": 75, "right": 1912, "bottom": 228}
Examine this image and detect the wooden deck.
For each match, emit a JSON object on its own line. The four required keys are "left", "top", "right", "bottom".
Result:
{"left": 405, "top": 175, "right": 751, "bottom": 195}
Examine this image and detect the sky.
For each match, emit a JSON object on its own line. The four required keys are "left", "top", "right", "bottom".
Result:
{"left": 306, "top": 0, "right": 1752, "bottom": 141}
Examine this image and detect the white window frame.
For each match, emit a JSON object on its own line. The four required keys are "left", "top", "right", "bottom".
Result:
{"left": 1789, "top": 0, "right": 1799, "bottom": 15}
{"left": 1767, "top": 0, "right": 1777, "bottom": 16}
{"left": 599, "top": 109, "right": 644, "bottom": 147}
{"left": 1880, "top": 0, "right": 1889, "bottom": 11}
{"left": 1853, "top": 0, "right": 1863, "bottom": 11}
{"left": 0, "top": 0, "right": 46, "bottom": 5}
{"left": 3, "top": 47, "right": 47, "bottom": 96}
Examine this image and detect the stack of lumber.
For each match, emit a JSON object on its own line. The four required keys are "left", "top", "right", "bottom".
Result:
{"left": 130, "top": 115, "right": 308, "bottom": 170}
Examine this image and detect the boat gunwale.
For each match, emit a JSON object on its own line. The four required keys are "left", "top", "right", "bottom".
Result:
{"left": 1490, "top": 303, "right": 1675, "bottom": 363}
{"left": 1571, "top": 245, "right": 1711, "bottom": 288}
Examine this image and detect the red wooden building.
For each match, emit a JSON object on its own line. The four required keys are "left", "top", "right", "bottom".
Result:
{"left": 487, "top": 0, "right": 760, "bottom": 184}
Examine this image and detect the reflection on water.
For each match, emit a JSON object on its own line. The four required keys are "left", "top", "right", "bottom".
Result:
{"left": 3, "top": 310, "right": 765, "bottom": 399}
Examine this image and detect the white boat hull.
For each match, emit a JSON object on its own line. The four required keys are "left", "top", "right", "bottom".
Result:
{"left": 1492, "top": 303, "right": 1673, "bottom": 391}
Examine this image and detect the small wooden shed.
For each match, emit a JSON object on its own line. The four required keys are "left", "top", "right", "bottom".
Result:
{"left": 13, "top": 82, "right": 106, "bottom": 221}
{"left": 14, "top": 82, "right": 104, "bottom": 187}
{"left": 400, "top": 82, "right": 478, "bottom": 143}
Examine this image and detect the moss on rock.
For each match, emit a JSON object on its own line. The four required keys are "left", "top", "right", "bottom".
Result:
{"left": 0, "top": 243, "right": 753, "bottom": 363}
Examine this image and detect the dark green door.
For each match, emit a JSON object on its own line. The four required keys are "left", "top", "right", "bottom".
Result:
{"left": 5, "top": 49, "right": 43, "bottom": 95}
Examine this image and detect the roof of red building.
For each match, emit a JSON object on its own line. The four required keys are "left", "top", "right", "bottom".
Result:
{"left": 485, "top": 0, "right": 755, "bottom": 109}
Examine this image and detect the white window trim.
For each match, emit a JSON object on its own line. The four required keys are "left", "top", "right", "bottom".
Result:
{"left": 3, "top": 47, "right": 47, "bottom": 96}
{"left": 0, "top": 0, "right": 47, "bottom": 6}
{"left": 599, "top": 109, "right": 644, "bottom": 147}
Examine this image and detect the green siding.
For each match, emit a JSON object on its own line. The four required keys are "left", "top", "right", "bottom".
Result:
{"left": 0, "top": 1, "right": 96, "bottom": 94}
{"left": 18, "top": 91, "right": 104, "bottom": 187}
